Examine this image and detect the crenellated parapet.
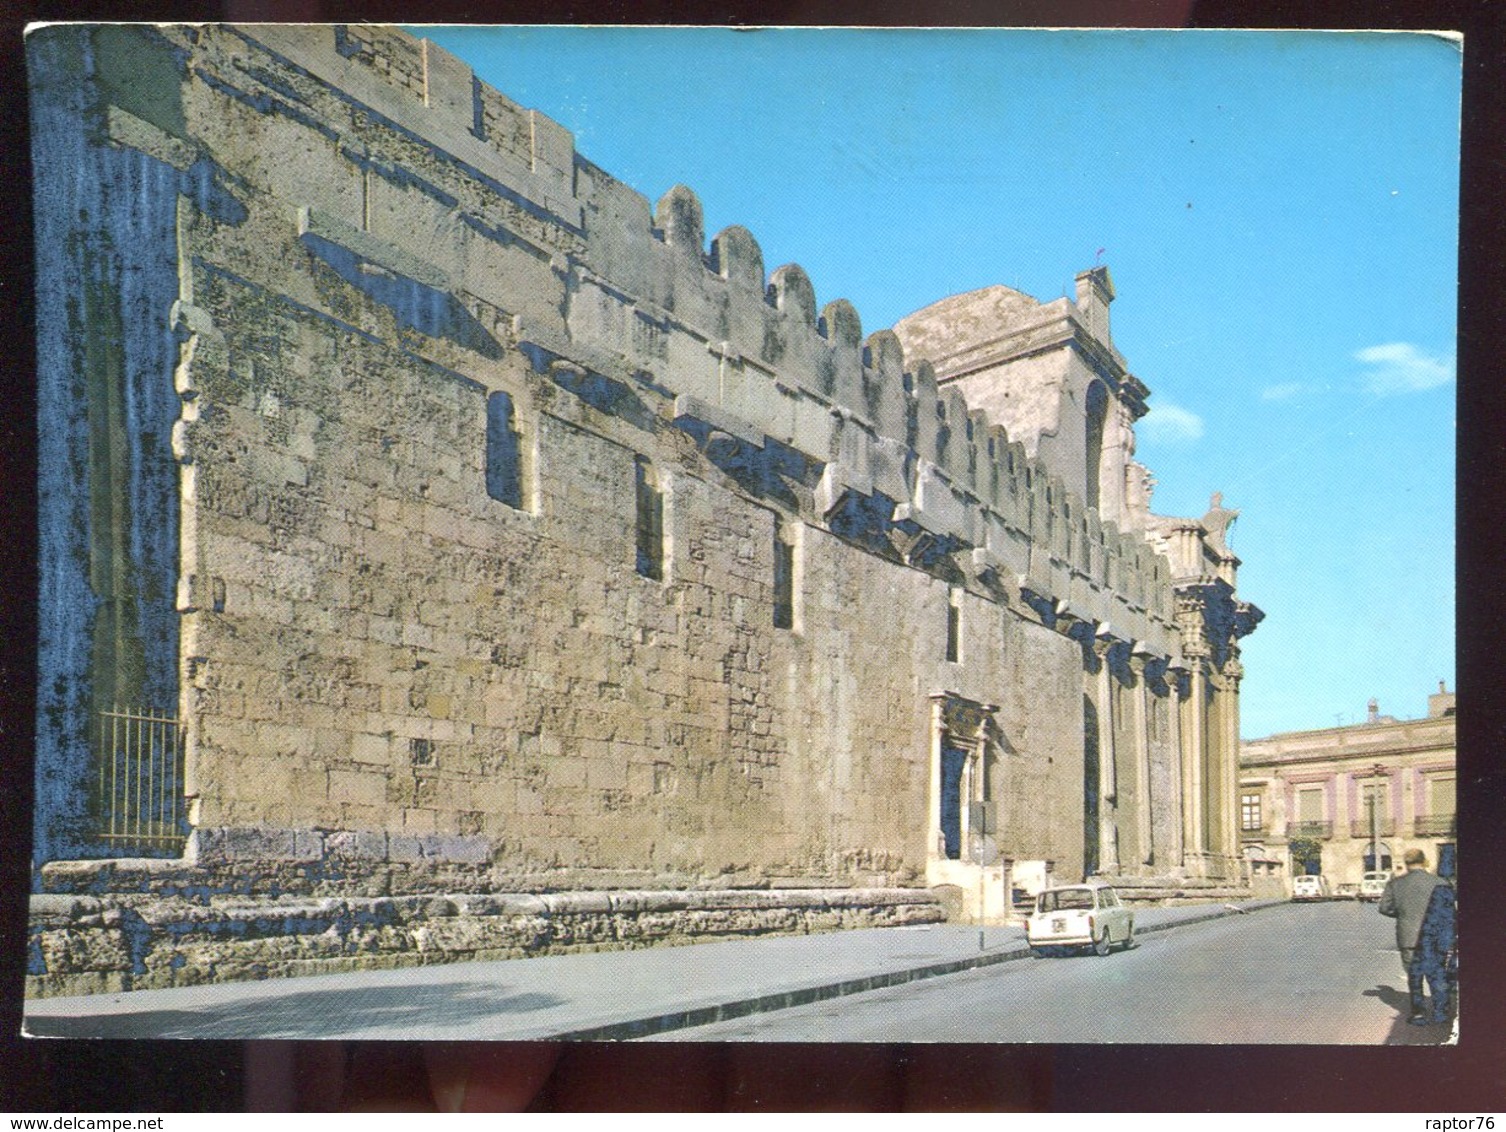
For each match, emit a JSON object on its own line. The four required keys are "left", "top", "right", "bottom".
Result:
{"left": 143, "top": 24, "right": 1212, "bottom": 659}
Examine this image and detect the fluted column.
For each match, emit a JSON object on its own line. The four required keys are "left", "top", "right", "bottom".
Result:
{"left": 1184, "top": 661, "right": 1208, "bottom": 862}
{"left": 1216, "top": 656, "right": 1245, "bottom": 864}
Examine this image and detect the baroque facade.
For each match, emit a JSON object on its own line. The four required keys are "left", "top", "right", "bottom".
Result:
{"left": 28, "top": 25, "right": 1260, "bottom": 992}
{"left": 1240, "top": 684, "right": 1457, "bottom": 895}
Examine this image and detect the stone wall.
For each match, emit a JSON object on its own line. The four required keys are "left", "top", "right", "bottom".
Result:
{"left": 29, "top": 873, "right": 943, "bottom": 997}
{"left": 30, "top": 21, "right": 1257, "bottom": 957}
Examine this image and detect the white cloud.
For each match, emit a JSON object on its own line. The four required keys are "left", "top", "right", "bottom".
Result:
{"left": 1355, "top": 342, "right": 1454, "bottom": 395}
{"left": 1139, "top": 402, "right": 1204, "bottom": 444}
{"left": 1260, "top": 382, "right": 1302, "bottom": 402}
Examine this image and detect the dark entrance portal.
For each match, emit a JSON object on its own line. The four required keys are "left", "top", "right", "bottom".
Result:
{"left": 940, "top": 743, "right": 967, "bottom": 860}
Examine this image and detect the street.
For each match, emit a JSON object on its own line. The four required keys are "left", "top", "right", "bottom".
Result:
{"left": 23, "top": 899, "right": 1452, "bottom": 1044}
{"left": 650, "top": 900, "right": 1451, "bottom": 1044}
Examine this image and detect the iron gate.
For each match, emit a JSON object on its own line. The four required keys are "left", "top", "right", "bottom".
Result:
{"left": 95, "top": 705, "right": 186, "bottom": 851}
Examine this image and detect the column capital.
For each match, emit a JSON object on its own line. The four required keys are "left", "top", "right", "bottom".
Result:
{"left": 1091, "top": 625, "right": 1131, "bottom": 663}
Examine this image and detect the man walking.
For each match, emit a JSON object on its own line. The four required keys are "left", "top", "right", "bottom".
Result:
{"left": 1378, "top": 848, "right": 1451, "bottom": 1024}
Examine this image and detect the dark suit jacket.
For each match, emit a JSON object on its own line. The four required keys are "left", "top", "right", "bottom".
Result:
{"left": 1379, "top": 868, "right": 1449, "bottom": 950}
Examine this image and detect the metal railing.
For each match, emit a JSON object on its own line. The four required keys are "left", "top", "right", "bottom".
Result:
{"left": 1349, "top": 818, "right": 1396, "bottom": 839}
{"left": 96, "top": 705, "right": 187, "bottom": 851}
{"left": 1286, "top": 820, "right": 1333, "bottom": 840}
{"left": 1413, "top": 814, "right": 1456, "bottom": 837}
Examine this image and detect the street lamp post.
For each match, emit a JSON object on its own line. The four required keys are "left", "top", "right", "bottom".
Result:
{"left": 1369, "top": 763, "right": 1383, "bottom": 874}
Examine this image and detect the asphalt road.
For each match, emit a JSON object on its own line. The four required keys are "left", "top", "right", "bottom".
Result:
{"left": 650, "top": 900, "right": 1453, "bottom": 1044}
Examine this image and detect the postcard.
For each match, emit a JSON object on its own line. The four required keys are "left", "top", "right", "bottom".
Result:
{"left": 21, "top": 24, "right": 1459, "bottom": 1053}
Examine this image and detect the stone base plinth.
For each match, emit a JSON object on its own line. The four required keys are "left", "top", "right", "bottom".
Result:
{"left": 26, "top": 886, "right": 945, "bottom": 998}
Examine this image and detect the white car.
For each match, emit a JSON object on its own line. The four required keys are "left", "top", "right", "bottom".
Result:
{"left": 1358, "top": 871, "right": 1390, "bottom": 902}
{"left": 1025, "top": 883, "right": 1134, "bottom": 957}
{"left": 1292, "top": 874, "right": 1329, "bottom": 901}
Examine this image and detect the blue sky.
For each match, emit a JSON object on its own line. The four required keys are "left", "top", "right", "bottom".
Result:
{"left": 416, "top": 27, "right": 1460, "bottom": 738}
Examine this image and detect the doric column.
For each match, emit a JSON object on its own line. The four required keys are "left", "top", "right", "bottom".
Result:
{"left": 1130, "top": 649, "right": 1153, "bottom": 868}
{"left": 1092, "top": 633, "right": 1119, "bottom": 874}
{"left": 1165, "top": 665, "right": 1187, "bottom": 867}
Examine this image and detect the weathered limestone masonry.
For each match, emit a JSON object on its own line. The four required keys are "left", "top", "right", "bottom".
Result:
{"left": 28, "top": 24, "right": 1260, "bottom": 995}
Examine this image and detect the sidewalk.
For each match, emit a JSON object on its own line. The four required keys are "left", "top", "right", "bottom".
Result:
{"left": 22, "top": 899, "right": 1284, "bottom": 1041}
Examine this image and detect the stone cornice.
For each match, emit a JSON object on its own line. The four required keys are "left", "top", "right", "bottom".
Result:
{"left": 1242, "top": 712, "right": 1456, "bottom": 749}
{"left": 1239, "top": 738, "right": 1457, "bottom": 772}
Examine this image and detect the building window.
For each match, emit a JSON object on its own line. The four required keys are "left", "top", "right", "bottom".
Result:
{"left": 945, "top": 588, "right": 961, "bottom": 663}
{"left": 1241, "top": 792, "right": 1262, "bottom": 832}
{"left": 485, "top": 391, "right": 523, "bottom": 509}
{"left": 773, "top": 532, "right": 795, "bottom": 630}
{"left": 1417, "top": 773, "right": 1456, "bottom": 837}
{"left": 1297, "top": 787, "right": 1322, "bottom": 820}
{"left": 1290, "top": 786, "right": 1329, "bottom": 838}
{"left": 635, "top": 456, "right": 664, "bottom": 581}
{"left": 1426, "top": 774, "right": 1456, "bottom": 818}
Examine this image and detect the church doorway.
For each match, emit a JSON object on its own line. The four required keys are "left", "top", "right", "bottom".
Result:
{"left": 939, "top": 743, "right": 967, "bottom": 860}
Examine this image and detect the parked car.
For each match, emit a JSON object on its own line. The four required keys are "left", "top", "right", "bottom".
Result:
{"left": 1025, "top": 883, "right": 1134, "bottom": 957}
{"left": 1358, "top": 871, "right": 1390, "bottom": 902}
{"left": 1292, "top": 874, "right": 1329, "bottom": 901}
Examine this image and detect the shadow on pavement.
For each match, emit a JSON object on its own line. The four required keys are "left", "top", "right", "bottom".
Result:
{"left": 24, "top": 981, "right": 565, "bottom": 1039}
{"left": 1362, "top": 983, "right": 1453, "bottom": 1046}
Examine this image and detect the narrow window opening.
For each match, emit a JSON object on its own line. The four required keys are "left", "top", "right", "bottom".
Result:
{"left": 635, "top": 456, "right": 664, "bottom": 581}
{"left": 945, "top": 587, "right": 962, "bottom": 663}
{"left": 773, "top": 532, "right": 795, "bottom": 630}
{"left": 410, "top": 737, "right": 435, "bottom": 767}
{"left": 485, "top": 391, "right": 523, "bottom": 509}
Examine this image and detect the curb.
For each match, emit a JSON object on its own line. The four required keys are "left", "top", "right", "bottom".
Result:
{"left": 550, "top": 899, "right": 1286, "bottom": 1040}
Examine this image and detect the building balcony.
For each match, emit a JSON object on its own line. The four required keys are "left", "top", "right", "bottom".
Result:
{"left": 1286, "top": 820, "right": 1333, "bottom": 840}
{"left": 1349, "top": 818, "right": 1396, "bottom": 839}
{"left": 1239, "top": 825, "right": 1268, "bottom": 839}
{"left": 1414, "top": 814, "right": 1456, "bottom": 837}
